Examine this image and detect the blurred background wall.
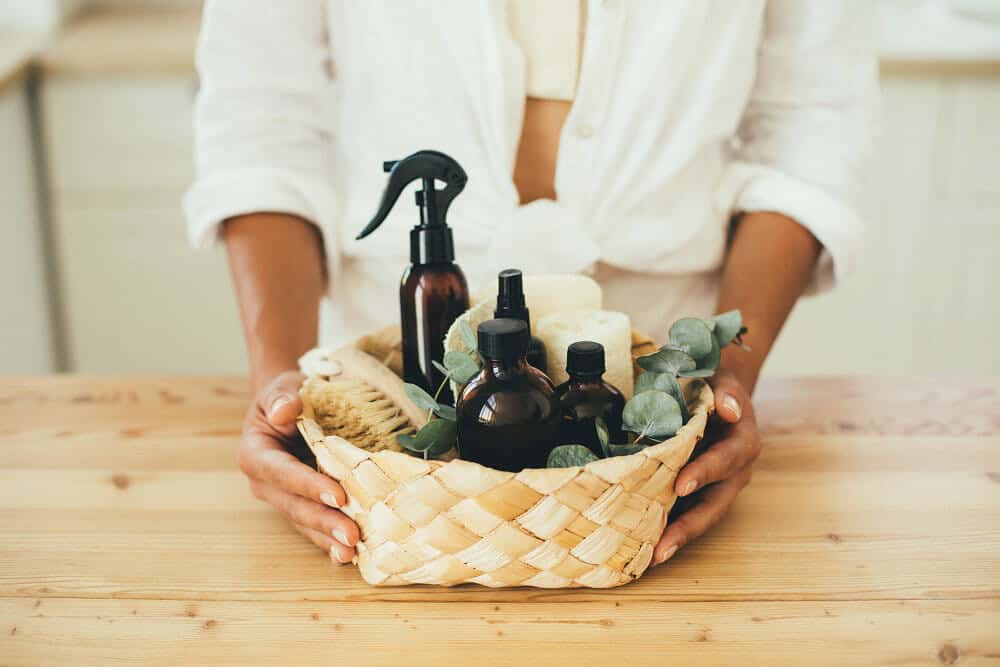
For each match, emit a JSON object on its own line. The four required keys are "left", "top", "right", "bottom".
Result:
{"left": 1, "top": 0, "right": 998, "bottom": 377}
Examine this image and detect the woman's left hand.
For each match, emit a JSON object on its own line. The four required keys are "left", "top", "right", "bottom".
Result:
{"left": 652, "top": 368, "right": 761, "bottom": 565}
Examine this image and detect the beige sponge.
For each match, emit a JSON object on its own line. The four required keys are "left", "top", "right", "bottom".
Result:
{"left": 536, "top": 309, "right": 634, "bottom": 399}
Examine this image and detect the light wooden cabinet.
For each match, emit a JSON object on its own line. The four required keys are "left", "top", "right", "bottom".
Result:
{"left": 0, "top": 83, "right": 56, "bottom": 374}
{"left": 41, "top": 74, "right": 247, "bottom": 374}
{"left": 765, "top": 74, "right": 1000, "bottom": 377}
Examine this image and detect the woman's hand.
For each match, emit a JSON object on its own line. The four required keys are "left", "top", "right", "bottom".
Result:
{"left": 238, "top": 370, "right": 360, "bottom": 564}
{"left": 652, "top": 368, "right": 761, "bottom": 564}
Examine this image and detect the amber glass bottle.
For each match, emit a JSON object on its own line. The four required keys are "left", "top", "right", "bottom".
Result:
{"left": 355, "top": 150, "right": 471, "bottom": 404}
{"left": 456, "top": 319, "right": 560, "bottom": 472}
{"left": 555, "top": 341, "right": 626, "bottom": 456}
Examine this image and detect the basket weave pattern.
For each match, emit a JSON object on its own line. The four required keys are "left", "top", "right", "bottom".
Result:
{"left": 297, "top": 332, "right": 714, "bottom": 588}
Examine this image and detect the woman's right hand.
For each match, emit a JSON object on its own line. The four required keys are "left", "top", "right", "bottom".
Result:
{"left": 238, "top": 370, "right": 360, "bottom": 563}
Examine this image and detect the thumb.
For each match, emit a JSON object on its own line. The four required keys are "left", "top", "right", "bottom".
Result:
{"left": 261, "top": 371, "right": 305, "bottom": 427}
{"left": 711, "top": 373, "right": 744, "bottom": 424}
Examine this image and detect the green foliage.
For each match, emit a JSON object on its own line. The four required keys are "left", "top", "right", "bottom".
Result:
{"left": 443, "top": 350, "right": 480, "bottom": 385}
{"left": 634, "top": 371, "right": 689, "bottom": 422}
{"left": 607, "top": 442, "right": 647, "bottom": 456}
{"left": 459, "top": 319, "right": 477, "bottom": 352}
{"left": 547, "top": 444, "right": 599, "bottom": 468}
{"left": 637, "top": 347, "right": 696, "bottom": 375}
{"left": 712, "top": 310, "right": 743, "bottom": 347}
{"left": 404, "top": 383, "right": 439, "bottom": 412}
{"left": 595, "top": 417, "right": 611, "bottom": 458}
{"left": 396, "top": 418, "right": 457, "bottom": 459}
{"left": 622, "top": 390, "right": 682, "bottom": 440}
{"left": 669, "top": 318, "right": 714, "bottom": 359}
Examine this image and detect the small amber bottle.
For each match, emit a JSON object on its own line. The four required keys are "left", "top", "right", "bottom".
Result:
{"left": 555, "top": 341, "right": 626, "bottom": 455}
{"left": 456, "top": 319, "right": 560, "bottom": 472}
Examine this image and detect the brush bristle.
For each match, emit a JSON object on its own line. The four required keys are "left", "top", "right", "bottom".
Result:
{"left": 301, "top": 376, "right": 415, "bottom": 452}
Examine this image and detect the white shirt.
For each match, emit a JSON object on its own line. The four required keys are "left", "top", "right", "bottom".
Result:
{"left": 508, "top": 0, "right": 586, "bottom": 101}
{"left": 185, "top": 1, "right": 878, "bottom": 347}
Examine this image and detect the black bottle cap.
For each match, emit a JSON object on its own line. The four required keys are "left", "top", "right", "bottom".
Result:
{"left": 494, "top": 268, "right": 530, "bottom": 324}
{"left": 566, "top": 341, "right": 606, "bottom": 377}
{"left": 478, "top": 318, "right": 529, "bottom": 361}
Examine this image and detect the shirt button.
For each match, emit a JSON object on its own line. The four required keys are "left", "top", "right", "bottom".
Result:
{"left": 576, "top": 122, "right": 594, "bottom": 139}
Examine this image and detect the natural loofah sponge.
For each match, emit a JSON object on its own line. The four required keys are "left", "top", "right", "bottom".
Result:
{"left": 536, "top": 309, "right": 634, "bottom": 399}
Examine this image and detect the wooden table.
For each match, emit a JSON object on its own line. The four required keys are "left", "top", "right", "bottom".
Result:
{"left": 1, "top": 376, "right": 997, "bottom": 665}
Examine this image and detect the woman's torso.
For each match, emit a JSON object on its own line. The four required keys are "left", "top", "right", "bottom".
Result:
{"left": 319, "top": 0, "right": 764, "bottom": 345}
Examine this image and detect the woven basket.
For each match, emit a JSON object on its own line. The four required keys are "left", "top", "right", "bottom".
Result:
{"left": 297, "top": 327, "right": 714, "bottom": 588}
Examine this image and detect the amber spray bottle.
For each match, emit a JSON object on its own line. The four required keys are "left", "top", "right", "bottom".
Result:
{"left": 356, "top": 150, "right": 470, "bottom": 404}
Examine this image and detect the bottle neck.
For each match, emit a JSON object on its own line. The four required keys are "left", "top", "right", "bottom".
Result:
{"left": 568, "top": 373, "right": 604, "bottom": 388}
{"left": 494, "top": 306, "right": 531, "bottom": 330}
{"left": 485, "top": 355, "right": 530, "bottom": 380}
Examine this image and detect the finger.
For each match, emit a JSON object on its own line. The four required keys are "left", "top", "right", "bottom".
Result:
{"left": 261, "top": 371, "right": 305, "bottom": 428}
{"left": 242, "top": 432, "right": 348, "bottom": 508}
{"left": 711, "top": 372, "right": 745, "bottom": 424}
{"left": 292, "top": 524, "right": 354, "bottom": 564}
{"left": 674, "top": 421, "right": 760, "bottom": 496}
{"left": 653, "top": 465, "right": 751, "bottom": 565}
{"left": 292, "top": 522, "right": 334, "bottom": 552}
{"left": 253, "top": 481, "right": 359, "bottom": 548}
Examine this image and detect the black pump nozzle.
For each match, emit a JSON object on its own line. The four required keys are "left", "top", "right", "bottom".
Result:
{"left": 495, "top": 268, "right": 530, "bottom": 324}
{"left": 356, "top": 150, "right": 468, "bottom": 265}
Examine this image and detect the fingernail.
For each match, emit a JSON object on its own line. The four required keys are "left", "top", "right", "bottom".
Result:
{"left": 330, "top": 546, "right": 349, "bottom": 563}
{"left": 268, "top": 395, "right": 291, "bottom": 419}
{"left": 680, "top": 480, "right": 698, "bottom": 496}
{"left": 654, "top": 545, "right": 678, "bottom": 565}
{"left": 332, "top": 528, "right": 352, "bottom": 546}
{"left": 723, "top": 394, "right": 742, "bottom": 420}
{"left": 320, "top": 492, "right": 341, "bottom": 508}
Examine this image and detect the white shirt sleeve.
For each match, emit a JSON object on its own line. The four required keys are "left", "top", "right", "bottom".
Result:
{"left": 718, "top": 0, "right": 880, "bottom": 294}
{"left": 183, "top": 1, "right": 338, "bottom": 252}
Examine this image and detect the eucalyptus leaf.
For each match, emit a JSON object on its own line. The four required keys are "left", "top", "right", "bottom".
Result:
{"left": 459, "top": 319, "right": 477, "bottom": 352}
{"left": 634, "top": 372, "right": 688, "bottom": 422}
{"left": 607, "top": 442, "right": 647, "bottom": 457}
{"left": 434, "top": 404, "right": 457, "bottom": 421}
{"left": 403, "top": 383, "right": 439, "bottom": 412}
{"left": 636, "top": 347, "right": 696, "bottom": 375}
{"left": 669, "top": 318, "right": 714, "bottom": 359}
{"left": 396, "top": 433, "right": 418, "bottom": 449}
{"left": 712, "top": 309, "right": 743, "bottom": 347}
{"left": 622, "top": 390, "right": 682, "bottom": 439}
{"left": 701, "top": 318, "right": 717, "bottom": 332}
{"left": 697, "top": 334, "right": 721, "bottom": 371}
{"left": 547, "top": 444, "right": 599, "bottom": 468}
{"left": 443, "top": 350, "right": 480, "bottom": 385}
{"left": 432, "top": 359, "right": 450, "bottom": 378}
{"left": 399, "top": 418, "right": 457, "bottom": 458}
{"left": 595, "top": 417, "right": 610, "bottom": 458}
{"left": 633, "top": 371, "right": 661, "bottom": 395}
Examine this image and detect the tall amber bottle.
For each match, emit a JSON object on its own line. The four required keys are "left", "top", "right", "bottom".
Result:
{"left": 456, "top": 319, "right": 560, "bottom": 472}
{"left": 356, "top": 150, "right": 470, "bottom": 403}
{"left": 555, "top": 341, "right": 626, "bottom": 456}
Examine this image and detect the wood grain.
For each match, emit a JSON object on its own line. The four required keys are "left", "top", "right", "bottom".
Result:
{"left": 0, "top": 375, "right": 997, "bottom": 664}
{"left": 3, "top": 598, "right": 998, "bottom": 667}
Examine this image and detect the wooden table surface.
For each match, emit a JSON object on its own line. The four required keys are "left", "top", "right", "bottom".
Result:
{"left": 1, "top": 376, "right": 998, "bottom": 666}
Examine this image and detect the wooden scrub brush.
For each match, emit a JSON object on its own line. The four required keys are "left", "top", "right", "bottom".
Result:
{"left": 298, "top": 346, "right": 426, "bottom": 454}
